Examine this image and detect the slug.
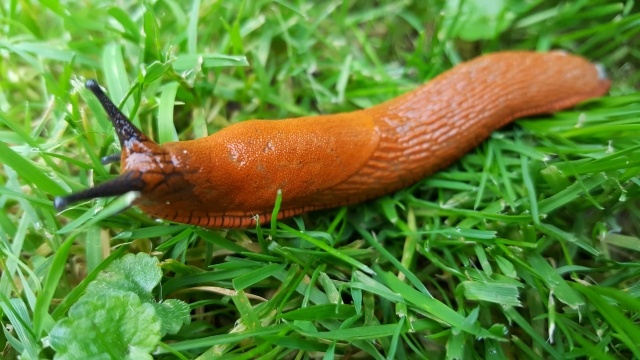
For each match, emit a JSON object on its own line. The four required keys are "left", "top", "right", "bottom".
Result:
{"left": 54, "top": 51, "right": 610, "bottom": 228}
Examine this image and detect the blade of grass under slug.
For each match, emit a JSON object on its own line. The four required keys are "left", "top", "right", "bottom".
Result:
{"left": 270, "top": 189, "right": 282, "bottom": 240}
{"left": 376, "top": 268, "right": 498, "bottom": 339}
{"left": 555, "top": 151, "right": 604, "bottom": 210}
{"left": 157, "top": 342, "right": 190, "bottom": 360}
{"left": 302, "top": 265, "right": 324, "bottom": 308}
{"left": 232, "top": 263, "right": 286, "bottom": 291}
{"left": 278, "top": 223, "right": 375, "bottom": 275}
{"left": 56, "top": 200, "right": 106, "bottom": 234}
{"left": 407, "top": 196, "right": 534, "bottom": 222}
{"left": 273, "top": 262, "right": 309, "bottom": 318}
{"left": 494, "top": 141, "right": 516, "bottom": 210}
{"left": 0, "top": 291, "right": 39, "bottom": 358}
{"left": 354, "top": 227, "right": 431, "bottom": 296}
{"left": 475, "top": 140, "right": 494, "bottom": 209}
{"left": 231, "top": 289, "right": 261, "bottom": 331}
{"left": 399, "top": 207, "right": 418, "bottom": 287}
{"left": 85, "top": 225, "right": 103, "bottom": 273}
{"left": 572, "top": 283, "right": 640, "bottom": 358}
{"left": 585, "top": 285, "right": 640, "bottom": 312}
{"left": 32, "top": 233, "right": 76, "bottom": 338}
{"left": 278, "top": 304, "right": 357, "bottom": 321}
{"left": 565, "top": 327, "right": 618, "bottom": 360}
{"left": 520, "top": 154, "right": 540, "bottom": 225}
{"left": 57, "top": 192, "right": 137, "bottom": 234}
{"left": 538, "top": 174, "right": 607, "bottom": 214}
{"left": 260, "top": 336, "right": 326, "bottom": 352}
{"left": 325, "top": 206, "right": 347, "bottom": 234}
{"left": 156, "top": 227, "right": 193, "bottom": 251}
{"left": 502, "top": 306, "right": 563, "bottom": 359}
{"left": 386, "top": 316, "right": 406, "bottom": 360}
{"left": 255, "top": 219, "right": 269, "bottom": 254}
{"left": 154, "top": 324, "right": 289, "bottom": 353}
{"left": 293, "top": 322, "right": 404, "bottom": 341}
{"left": 511, "top": 335, "right": 544, "bottom": 360}
{"left": 195, "top": 229, "right": 248, "bottom": 254}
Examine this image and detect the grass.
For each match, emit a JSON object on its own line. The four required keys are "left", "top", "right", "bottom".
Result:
{"left": 1, "top": 0, "right": 640, "bottom": 358}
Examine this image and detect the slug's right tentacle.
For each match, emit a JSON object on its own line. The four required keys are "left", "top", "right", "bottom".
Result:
{"left": 85, "top": 79, "right": 149, "bottom": 146}
{"left": 100, "top": 152, "right": 122, "bottom": 165}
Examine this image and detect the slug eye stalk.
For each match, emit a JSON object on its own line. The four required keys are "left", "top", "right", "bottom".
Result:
{"left": 53, "top": 172, "right": 145, "bottom": 211}
{"left": 54, "top": 80, "right": 150, "bottom": 211}
{"left": 84, "top": 79, "right": 148, "bottom": 146}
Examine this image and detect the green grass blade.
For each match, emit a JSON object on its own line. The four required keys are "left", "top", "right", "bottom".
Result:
{"left": 158, "top": 82, "right": 179, "bottom": 144}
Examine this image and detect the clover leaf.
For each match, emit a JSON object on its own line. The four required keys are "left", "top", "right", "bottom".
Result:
{"left": 49, "top": 292, "right": 160, "bottom": 360}
{"left": 154, "top": 299, "right": 192, "bottom": 335}
{"left": 85, "top": 252, "right": 161, "bottom": 303}
{"left": 85, "top": 252, "right": 191, "bottom": 335}
{"left": 50, "top": 253, "right": 191, "bottom": 359}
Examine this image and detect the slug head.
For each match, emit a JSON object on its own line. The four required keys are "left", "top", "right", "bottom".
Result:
{"left": 54, "top": 80, "right": 190, "bottom": 211}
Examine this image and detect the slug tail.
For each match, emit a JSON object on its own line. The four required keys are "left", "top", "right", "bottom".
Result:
{"left": 54, "top": 171, "right": 146, "bottom": 211}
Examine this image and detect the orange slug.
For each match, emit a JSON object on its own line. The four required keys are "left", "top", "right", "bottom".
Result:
{"left": 54, "top": 51, "right": 611, "bottom": 228}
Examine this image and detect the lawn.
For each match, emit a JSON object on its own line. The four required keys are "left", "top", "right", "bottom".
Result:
{"left": 1, "top": 0, "right": 639, "bottom": 359}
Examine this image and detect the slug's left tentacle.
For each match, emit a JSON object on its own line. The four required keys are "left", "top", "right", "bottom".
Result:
{"left": 54, "top": 171, "right": 146, "bottom": 211}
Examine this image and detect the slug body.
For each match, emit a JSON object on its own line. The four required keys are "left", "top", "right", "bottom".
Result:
{"left": 55, "top": 51, "right": 610, "bottom": 227}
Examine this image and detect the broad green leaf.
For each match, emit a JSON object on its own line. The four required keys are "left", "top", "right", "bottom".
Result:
{"left": 87, "top": 253, "right": 161, "bottom": 297}
{"left": 49, "top": 292, "right": 161, "bottom": 360}
{"left": 84, "top": 253, "right": 190, "bottom": 336}
{"left": 154, "top": 299, "right": 192, "bottom": 336}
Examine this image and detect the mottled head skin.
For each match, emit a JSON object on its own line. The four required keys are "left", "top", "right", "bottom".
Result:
{"left": 55, "top": 51, "right": 610, "bottom": 228}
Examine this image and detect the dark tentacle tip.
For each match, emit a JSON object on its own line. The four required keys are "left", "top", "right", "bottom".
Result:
{"left": 54, "top": 196, "right": 68, "bottom": 211}
{"left": 101, "top": 152, "right": 122, "bottom": 165}
{"left": 85, "top": 79, "right": 100, "bottom": 91}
